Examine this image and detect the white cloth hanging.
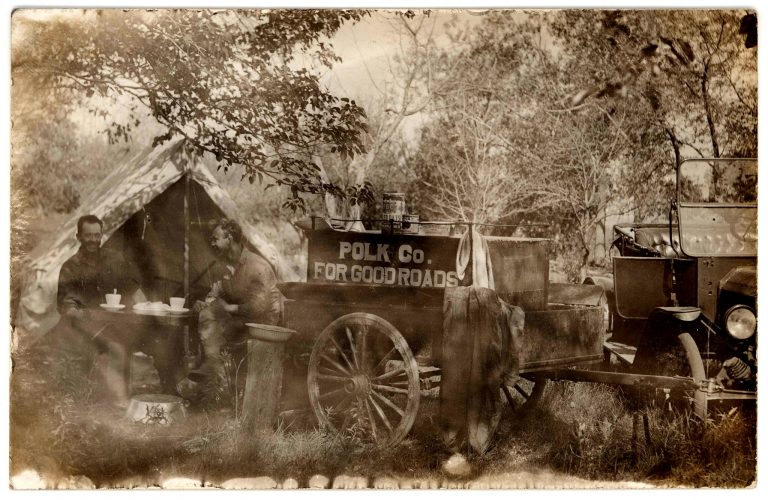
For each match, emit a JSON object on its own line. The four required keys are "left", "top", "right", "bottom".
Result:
{"left": 455, "top": 228, "right": 495, "bottom": 289}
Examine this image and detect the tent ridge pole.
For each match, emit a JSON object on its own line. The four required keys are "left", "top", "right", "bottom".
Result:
{"left": 184, "top": 164, "right": 191, "bottom": 362}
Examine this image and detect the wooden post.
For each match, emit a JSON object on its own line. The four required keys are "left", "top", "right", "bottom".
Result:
{"left": 242, "top": 336, "right": 289, "bottom": 429}
{"left": 183, "top": 170, "right": 191, "bottom": 364}
{"left": 184, "top": 170, "right": 190, "bottom": 305}
{"left": 468, "top": 222, "right": 474, "bottom": 286}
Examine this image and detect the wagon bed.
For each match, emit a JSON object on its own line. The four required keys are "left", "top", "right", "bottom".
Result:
{"left": 280, "top": 282, "right": 605, "bottom": 374}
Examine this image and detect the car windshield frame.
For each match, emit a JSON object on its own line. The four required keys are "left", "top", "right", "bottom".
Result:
{"left": 677, "top": 158, "right": 757, "bottom": 206}
{"left": 676, "top": 158, "right": 757, "bottom": 258}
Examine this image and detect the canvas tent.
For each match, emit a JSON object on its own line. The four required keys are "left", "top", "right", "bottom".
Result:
{"left": 16, "top": 138, "right": 297, "bottom": 337}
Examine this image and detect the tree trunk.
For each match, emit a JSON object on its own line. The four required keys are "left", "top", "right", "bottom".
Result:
{"left": 577, "top": 220, "right": 593, "bottom": 283}
{"left": 313, "top": 154, "right": 339, "bottom": 220}
{"left": 665, "top": 127, "right": 681, "bottom": 167}
{"left": 701, "top": 67, "right": 720, "bottom": 158}
{"left": 352, "top": 149, "right": 376, "bottom": 186}
{"left": 579, "top": 246, "right": 590, "bottom": 283}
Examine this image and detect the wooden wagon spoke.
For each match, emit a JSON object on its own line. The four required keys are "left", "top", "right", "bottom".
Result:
{"left": 501, "top": 385, "right": 517, "bottom": 408}
{"left": 368, "top": 395, "right": 393, "bottom": 432}
{"left": 328, "top": 334, "right": 356, "bottom": 373}
{"left": 324, "top": 393, "right": 355, "bottom": 425}
{"left": 371, "top": 347, "right": 398, "bottom": 375}
{"left": 318, "top": 365, "right": 349, "bottom": 377}
{"left": 317, "top": 373, "right": 350, "bottom": 384}
{"left": 513, "top": 383, "right": 532, "bottom": 399}
{"left": 320, "top": 353, "right": 352, "bottom": 377}
{"left": 363, "top": 398, "right": 378, "bottom": 440}
{"left": 331, "top": 393, "right": 355, "bottom": 414}
{"left": 339, "top": 405, "right": 352, "bottom": 435}
{"left": 500, "top": 378, "right": 546, "bottom": 413}
{"left": 345, "top": 327, "right": 360, "bottom": 370}
{"left": 371, "top": 389, "right": 405, "bottom": 417}
{"left": 371, "top": 383, "right": 410, "bottom": 395}
{"left": 318, "top": 387, "right": 347, "bottom": 401}
{"left": 372, "top": 366, "right": 407, "bottom": 382}
{"left": 387, "top": 380, "right": 411, "bottom": 388}
{"left": 357, "top": 325, "right": 368, "bottom": 372}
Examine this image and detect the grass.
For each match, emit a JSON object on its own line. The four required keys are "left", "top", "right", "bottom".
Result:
{"left": 10, "top": 340, "right": 756, "bottom": 488}
{"left": 10, "top": 339, "right": 451, "bottom": 487}
{"left": 483, "top": 381, "right": 756, "bottom": 487}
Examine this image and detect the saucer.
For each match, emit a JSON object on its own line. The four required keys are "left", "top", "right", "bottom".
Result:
{"left": 168, "top": 307, "right": 190, "bottom": 314}
{"left": 100, "top": 303, "right": 126, "bottom": 310}
{"left": 133, "top": 302, "right": 170, "bottom": 312}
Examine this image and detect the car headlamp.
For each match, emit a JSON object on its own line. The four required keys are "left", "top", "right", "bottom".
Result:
{"left": 724, "top": 306, "right": 756, "bottom": 340}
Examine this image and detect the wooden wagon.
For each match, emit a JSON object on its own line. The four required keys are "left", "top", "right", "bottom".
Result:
{"left": 277, "top": 219, "right": 605, "bottom": 446}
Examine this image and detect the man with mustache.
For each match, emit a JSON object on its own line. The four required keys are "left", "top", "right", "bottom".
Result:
{"left": 184, "top": 218, "right": 283, "bottom": 395}
{"left": 54, "top": 214, "right": 182, "bottom": 402}
{"left": 57, "top": 215, "right": 129, "bottom": 315}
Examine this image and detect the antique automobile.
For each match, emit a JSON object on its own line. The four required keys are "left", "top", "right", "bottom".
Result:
{"left": 590, "top": 158, "right": 757, "bottom": 417}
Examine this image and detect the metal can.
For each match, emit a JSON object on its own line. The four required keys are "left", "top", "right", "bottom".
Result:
{"left": 382, "top": 192, "right": 406, "bottom": 216}
{"left": 382, "top": 213, "right": 403, "bottom": 233}
{"left": 400, "top": 214, "right": 420, "bottom": 234}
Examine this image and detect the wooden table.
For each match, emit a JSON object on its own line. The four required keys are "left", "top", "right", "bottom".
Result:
{"left": 90, "top": 307, "right": 198, "bottom": 398}
{"left": 91, "top": 306, "right": 198, "bottom": 328}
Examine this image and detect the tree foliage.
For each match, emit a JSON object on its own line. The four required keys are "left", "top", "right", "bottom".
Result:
{"left": 409, "top": 10, "right": 755, "bottom": 279}
{"left": 553, "top": 10, "right": 757, "bottom": 160}
{"left": 12, "top": 9, "right": 372, "bottom": 211}
{"left": 551, "top": 9, "right": 757, "bottom": 227}
{"left": 313, "top": 11, "right": 437, "bottom": 225}
{"left": 412, "top": 12, "right": 554, "bottom": 225}
{"left": 11, "top": 9, "right": 757, "bottom": 279}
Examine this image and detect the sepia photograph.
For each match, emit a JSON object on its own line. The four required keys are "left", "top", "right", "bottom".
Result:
{"left": 7, "top": 3, "right": 758, "bottom": 490}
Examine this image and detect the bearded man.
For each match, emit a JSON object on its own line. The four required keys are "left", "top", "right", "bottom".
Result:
{"left": 186, "top": 218, "right": 283, "bottom": 387}
{"left": 53, "top": 214, "right": 183, "bottom": 401}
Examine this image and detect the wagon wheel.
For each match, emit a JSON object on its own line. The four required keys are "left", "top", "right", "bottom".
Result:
{"left": 307, "top": 313, "right": 420, "bottom": 447}
{"left": 632, "top": 332, "right": 707, "bottom": 419}
{"left": 477, "top": 376, "right": 545, "bottom": 448}
{"left": 501, "top": 376, "right": 546, "bottom": 413}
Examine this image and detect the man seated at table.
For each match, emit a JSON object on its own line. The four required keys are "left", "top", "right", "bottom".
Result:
{"left": 185, "top": 218, "right": 283, "bottom": 392}
{"left": 53, "top": 214, "right": 184, "bottom": 402}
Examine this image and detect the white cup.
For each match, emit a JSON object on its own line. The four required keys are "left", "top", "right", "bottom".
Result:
{"left": 105, "top": 293, "right": 122, "bottom": 307}
{"left": 169, "top": 297, "right": 185, "bottom": 310}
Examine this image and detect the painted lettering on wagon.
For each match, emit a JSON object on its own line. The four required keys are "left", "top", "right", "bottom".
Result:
{"left": 312, "top": 241, "right": 459, "bottom": 288}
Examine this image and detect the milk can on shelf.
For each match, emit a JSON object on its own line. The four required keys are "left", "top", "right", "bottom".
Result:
{"left": 382, "top": 192, "right": 406, "bottom": 216}
{"left": 382, "top": 193, "right": 421, "bottom": 234}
